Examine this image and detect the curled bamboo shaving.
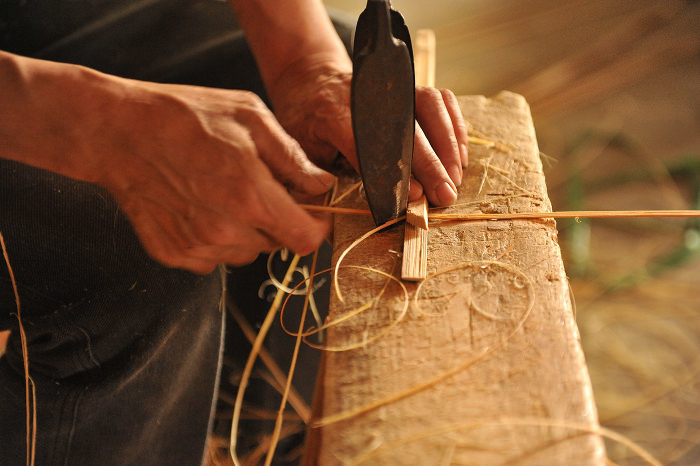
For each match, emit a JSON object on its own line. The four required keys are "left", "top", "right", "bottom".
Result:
{"left": 264, "top": 249, "right": 320, "bottom": 465}
{"left": 226, "top": 300, "right": 311, "bottom": 423}
{"left": 261, "top": 252, "right": 325, "bottom": 333}
{"left": 313, "top": 260, "right": 535, "bottom": 427}
{"left": 412, "top": 249, "right": 516, "bottom": 321}
{"left": 346, "top": 417, "right": 661, "bottom": 466}
{"left": 333, "top": 217, "right": 404, "bottom": 303}
{"left": 229, "top": 253, "right": 301, "bottom": 466}
{"left": 279, "top": 266, "right": 408, "bottom": 352}
{"left": 0, "top": 231, "right": 36, "bottom": 466}
{"left": 263, "top": 250, "right": 325, "bottom": 297}
{"left": 238, "top": 191, "right": 337, "bottom": 464}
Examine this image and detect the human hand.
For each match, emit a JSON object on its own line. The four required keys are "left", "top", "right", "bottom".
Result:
{"left": 268, "top": 55, "right": 469, "bottom": 207}
{"left": 94, "top": 80, "right": 335, "bottom": 273}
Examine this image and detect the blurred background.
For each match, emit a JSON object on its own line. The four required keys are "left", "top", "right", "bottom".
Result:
{"left": 323, "top": 0, "right": 700, "bottom": 464}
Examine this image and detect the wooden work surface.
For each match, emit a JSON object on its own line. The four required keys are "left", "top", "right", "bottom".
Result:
{"left": 305, "top": 91, "right": 606, "bottom": 465}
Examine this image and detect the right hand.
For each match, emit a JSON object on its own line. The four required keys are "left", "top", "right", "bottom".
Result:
{"left": 267, "top": 57, "right": 468, "bottom": 208}
{"left": 93, "top": 80, "right": 335, "bottom": 273}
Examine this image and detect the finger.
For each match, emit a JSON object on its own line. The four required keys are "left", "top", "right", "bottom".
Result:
{"left": 125, "top": 203, "right": 218, "bottom": 274}
{"left": 185, "top": 210, "right": 280, "bottom": 251}
{"left": 324, "top": 109, "right": 359, "bottom": 172}
{"left": 185, "top": 224, "right": 281, "bottom": 262}
{"left": 251, "top": 111, "right": 335, "bottom": 196}
{"left": 125, "top": 190, "right": 283, "bottom": 270}
{"left": 408, "top": 176, "right": 424, "bottom": 202}
{"left": 440, "top": 89, "right": 469, "bottom": 168}
{"left": 415, "top": 86, "right": 462, "bottom": 187}
{"left": 246, "top": 169, "right": 330, "bottom": 256}
{"left": 412, "top": 124, "right": 458, "bottom": 206}
{"left": 185, "top": 244, "right": 262, "bottom": 267}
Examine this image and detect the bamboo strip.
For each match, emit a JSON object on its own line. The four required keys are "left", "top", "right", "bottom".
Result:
{"left": 400, "top": 29, "right": 435, "bottom": 281}
{"left": 429, "top": 209, "right": 700, "bottom": 221}
{"left": 301, "top": 204, "right": 699, "bottom": 220}
{"left": 400, "top": 223, "right": 428, "bottom": 282}
{"left": 227, "top": 301, "right": 311, "bottom": 423}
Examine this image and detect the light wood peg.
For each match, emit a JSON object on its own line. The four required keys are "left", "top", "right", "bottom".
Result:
{"left": 406, "top": 195, "right": 429, "bottom": 230}
{"left": 401, "top": 195, "right": 429, "bottom": 281}
{"left": 401, "top": 28, "right": 436, "bottom": 282}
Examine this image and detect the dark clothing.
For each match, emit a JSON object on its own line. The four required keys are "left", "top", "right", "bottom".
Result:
{"left": 0, "top": 0, "right": 267, "bottom": 94}
{"left": 0, "top": 1, "right": 241, "bottom": 464}
{"left": 0, "top": 2, "right": 354, "bottom": 464}
{"left": 0, "top": 160, "right": 226, "bottom": 466}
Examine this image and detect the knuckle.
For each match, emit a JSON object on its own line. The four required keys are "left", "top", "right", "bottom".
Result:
{"left": 235, "top": 91, "right": 273, "bottom": 123}
{"left": 439, "top": 88, "right": 457, "bottom": 102}
{"left": 419, "top": 86, "right": 443, "bottom": 104}
{"left": 238, "top": 89, "right": 266, "bottom": 108}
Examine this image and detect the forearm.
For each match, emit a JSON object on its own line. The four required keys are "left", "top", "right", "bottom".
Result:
{"left": 0, "top": 50, "right": 116, "bottom": 183}
{"left": 0, "top": 49, "right": 335, "bottom": 271}
{"left": 228, "top": 0, "right": 351, "bottom": 105}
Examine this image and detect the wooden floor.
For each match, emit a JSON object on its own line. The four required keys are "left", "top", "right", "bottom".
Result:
{"left": 325, "top": 1, "right": 700, "bottom": 464}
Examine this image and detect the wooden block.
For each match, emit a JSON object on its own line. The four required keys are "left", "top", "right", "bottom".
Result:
{"left": 304, "top": 92, "right": 606, "bottom": 465}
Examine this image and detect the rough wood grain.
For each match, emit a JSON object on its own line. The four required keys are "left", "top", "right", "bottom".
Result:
{"left": 305, "top": 91, "right": 606, "bottom": 465}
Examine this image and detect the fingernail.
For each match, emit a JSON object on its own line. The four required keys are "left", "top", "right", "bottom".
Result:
{"left": 447, "top": 164, "right": 462, "bottom": 187}
{"left": 436, "top": 181, "right": 457, "bottom": 205}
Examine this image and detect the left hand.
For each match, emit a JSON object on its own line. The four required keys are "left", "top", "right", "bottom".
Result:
{"left": 268, "top": 55, "right": 469, "bottom": 207}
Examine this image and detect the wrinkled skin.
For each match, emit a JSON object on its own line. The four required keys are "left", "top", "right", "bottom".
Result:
{"left": 97, "top": 57, "right": 469, "bottom": 274}
{"left": 0, "top": 0, "right": 469, "bottom": 274}
{"left": 269, "top": 59, "right": 469, "bottom": 205}
{"left": 98, "top": 81, "right": 337, "bottom": 273}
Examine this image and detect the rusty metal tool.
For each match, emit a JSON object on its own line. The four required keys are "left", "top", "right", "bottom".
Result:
{"left": 351, "top": 0, "right": 415, "bottom": 226}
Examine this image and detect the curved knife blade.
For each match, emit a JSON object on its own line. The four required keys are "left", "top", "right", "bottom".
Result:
{"left": 352, "top": 0, "right": 415, "bottom": 226}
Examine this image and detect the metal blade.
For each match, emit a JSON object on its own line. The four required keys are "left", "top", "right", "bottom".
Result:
{"left": 352, "top": 0, "right": 415, "bottom": 226}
